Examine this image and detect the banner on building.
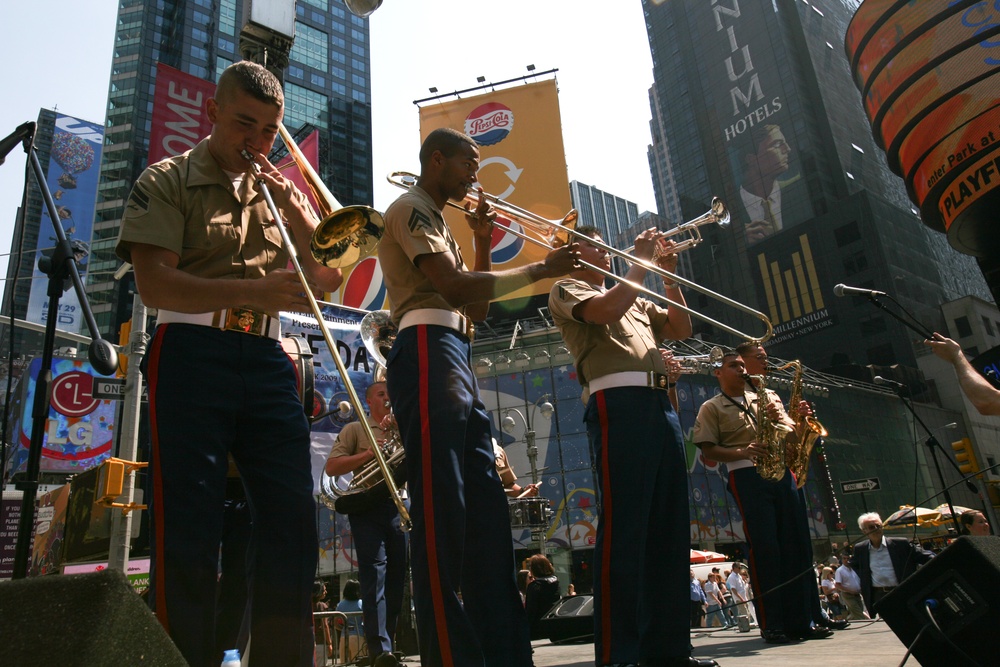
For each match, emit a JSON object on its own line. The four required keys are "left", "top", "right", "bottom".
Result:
{"left": 417, "top": 79, "right": 574, "bottom": 303}
{"left": 148, "top": 63, "right": 216, "bottom": 166}
{"left": 25, "top": 114, "right": 104, "bottom": 333}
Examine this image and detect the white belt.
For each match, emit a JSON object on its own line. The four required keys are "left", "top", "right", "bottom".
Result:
{"left": 156, "top": 308, "right": 280, "bottom": 340}
{"left": 588, "top": 370, "right": 671, "bottom": 393}
{"left": 398, "top": 309, "right": 474, "bottom": 340}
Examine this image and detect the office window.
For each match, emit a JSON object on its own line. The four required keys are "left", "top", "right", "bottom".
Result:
{"left": 955, "top": 316, "right": 973, "bottom": 338}
{"left": 983, "top": 316, "right": 994, "bottom": 337}
{"left": 290, "top": 22, "right": 329, "bottom": 72}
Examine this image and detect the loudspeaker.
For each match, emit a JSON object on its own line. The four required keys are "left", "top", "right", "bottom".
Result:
{"left": 538, "top": 594, "right": 594, "bottom": 644}
{"left": 0, "top": 569, "right": 186, "bottom": 666}
{"left": 876, "top": 536, "right": 999, "bottom": 667}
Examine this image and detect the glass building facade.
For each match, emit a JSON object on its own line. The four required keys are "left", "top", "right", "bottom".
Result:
{"left": 86, "top": 0, "right": 374, "bottom": 335}
{"left": 640, "top": 0, "right": 992, "bottom": 373}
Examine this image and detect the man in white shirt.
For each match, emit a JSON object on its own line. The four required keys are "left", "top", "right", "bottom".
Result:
{"left": 852, "top": 512, "right": 934, "bottom": 617}
{"left": 726, "top": 563, "right": 751, "bottom": 624}
{"left": 833, "top": 556, "right": 868, "bottom": 621}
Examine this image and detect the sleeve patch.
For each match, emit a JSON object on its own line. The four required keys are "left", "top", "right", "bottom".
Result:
{"left": 407, "top": 208, "right": 432, "bottom": 233}
{"left": 126, "top": 185, "right": 150, "bottom": 215}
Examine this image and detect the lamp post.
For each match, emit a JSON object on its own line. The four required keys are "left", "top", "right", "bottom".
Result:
{"left": 502, "top": 394, "right": 554, "bottom": 553}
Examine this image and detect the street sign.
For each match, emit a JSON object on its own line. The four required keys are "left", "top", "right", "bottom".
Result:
{"left": 91, "top": 377, "right": 148, "bottom": 402}
{"left": 841, "top": 477, "right": 881, "bottom": 494}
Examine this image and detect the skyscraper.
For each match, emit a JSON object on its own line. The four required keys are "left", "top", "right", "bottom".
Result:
{"left": 641, "top": 0, "right": 992, "bottom": 372}
{"left": 86, "top": 0, "right": 374, "bottom": 335}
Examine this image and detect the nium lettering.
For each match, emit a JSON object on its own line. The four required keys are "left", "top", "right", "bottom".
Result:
{"left": 712, "top": 0, "right": 741, "bottom": 32}
{"left": 730, "top": 73, "right": 763, "bottom": 116}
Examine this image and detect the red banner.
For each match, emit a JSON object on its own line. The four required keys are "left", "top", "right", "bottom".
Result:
{"left": 147, "top": 63, "right": 216, "bottom": 165}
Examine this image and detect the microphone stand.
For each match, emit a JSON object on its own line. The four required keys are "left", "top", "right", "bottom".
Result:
{"left": 884, "top": 385, "right": 963, "bottom": 535}
{"left": 5, "top": 124, "right": 119, "bottom": 579}
{"left": 861, "top": 292, "right": 935, "bottom": 340}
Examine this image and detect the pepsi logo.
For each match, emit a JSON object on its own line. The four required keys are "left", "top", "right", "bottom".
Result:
{"left": 489, "top": 216, "right": 525, "bottom": 264}
{"left": 464, "top": 102, "right": 514, "bottom": 146}
{"left": 341, "top": 257, "right": 387, "bottom": 311}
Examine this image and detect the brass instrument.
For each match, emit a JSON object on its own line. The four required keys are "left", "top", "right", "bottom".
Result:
{"left": 242, "top": 128, "right": 410, "bottom": 530}
{"left": 278, "top": 124, "right": 385, "bottom": 268}
{"left": 387, "top": 172, "right": 772, "bottom": 343}
{"left": 318, "top": 310, "right": 407, "bottom": 514}
{"left": 778, "top": 360, "right": 829, "bottom": 489}
{"left": 747, "top": 372, "right": 793, "bottom": 481}
{"left": 623, "top": 198, "right": 730, "bottom": 254}
{"left": 673, "top": 347, "right": 725, "bottom": 374}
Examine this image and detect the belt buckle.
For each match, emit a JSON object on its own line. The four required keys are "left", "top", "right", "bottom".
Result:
{"left": 223, "top": 307, "right": 266, "bottom": 336}
{"left": 649, "top": 371, "right": 669, "bottom": 390}
{"left": 463, "top": 317, "right": 475, "bottom": 341}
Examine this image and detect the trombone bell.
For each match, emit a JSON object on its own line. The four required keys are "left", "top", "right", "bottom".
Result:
{"left": 276, "top": 123, "right": 385, "bottom": 268}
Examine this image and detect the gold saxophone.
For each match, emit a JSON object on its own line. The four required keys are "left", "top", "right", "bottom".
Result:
{"left": 777, "top": 360, "right": 829, "bottom": 489}
{"left": 748, "top": 372, "right": 793, "bottom": 481}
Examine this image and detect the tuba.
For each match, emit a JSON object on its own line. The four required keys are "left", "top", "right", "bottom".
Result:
{"left": 747, "top": 372, "right": 793, "bottom": 482}
{"left": 779, "top": 360, "right": 829, "bottom": 489}
{"left": 318, "top": 310, "right": 406, "bottom": 514}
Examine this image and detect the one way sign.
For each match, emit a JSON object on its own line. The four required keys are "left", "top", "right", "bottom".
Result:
{"left": 840, "top": 477, "right": 881, "bottom": 494}
{"left": 92, "top": 377, "right": 148, "bottom": 402}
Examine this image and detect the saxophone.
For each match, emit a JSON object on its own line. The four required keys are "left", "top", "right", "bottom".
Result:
{"left": 776, "top": 360, "right": 829, "bottom": 489}
{"left": 747, "top": 372, "right": 793, "bottom": 481}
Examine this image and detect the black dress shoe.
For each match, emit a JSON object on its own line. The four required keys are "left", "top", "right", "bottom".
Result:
{"left": 662, "top": 658, "right": 720, "bottom": 667}
{"left": 787, "top": 626, "right": 834, "bottom": 640}
{"left": 372, "top": 653, "right": 399, "bottom": 667}
{"left": 760, "top": 629, "right": 792, "bottom": 644}
{"left": 817, "top": 617, "right": 850, "bottom": 630}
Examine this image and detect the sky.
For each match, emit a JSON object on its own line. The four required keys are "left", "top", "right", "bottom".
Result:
{"left": 0, "top": 0, "right": 657, "bottom": 283}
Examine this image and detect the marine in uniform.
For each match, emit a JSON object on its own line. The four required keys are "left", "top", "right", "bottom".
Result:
{"left": 549, "top": 226, "right": 718, "bottom": 667}
{"left": 116, "top": 61, "right": 342, "bottom": 667}
{"left": 693, "top": 349, "right": 828, "bottom": 645}
{"left": 325, "top": 381, "right": 407, "bottom": 666}
{"left": 377, "top": 127, "right": 578, "bottom": 666}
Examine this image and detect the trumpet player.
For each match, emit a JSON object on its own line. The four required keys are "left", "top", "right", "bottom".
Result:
{"left": 325, "top": 381, "right": 407, "bottom": 667}
{"left": 549, "top": 227, "right": 718, "bottom": 667}
{"left": 378, "top": 127, "right": 579, "bottom": 667}
{"left": 693, "top": 348, "right": 828, "bottom": 645}
{"left": 115, "top": 61, "right": 341, "bottom": 667}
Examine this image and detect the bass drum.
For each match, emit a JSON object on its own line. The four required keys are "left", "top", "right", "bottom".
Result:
{"left": 281, "top": 335, "right": 316, "bottom": 419}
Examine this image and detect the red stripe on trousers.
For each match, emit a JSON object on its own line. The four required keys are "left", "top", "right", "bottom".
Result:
{"left": 417, "top": 326, "right": 453, "bottom": 666}
{"left": 146, "top": 326, "right": 169, "bottom": 632}
{"left": 596, "top": 391, "right": 613, "bottom": 665}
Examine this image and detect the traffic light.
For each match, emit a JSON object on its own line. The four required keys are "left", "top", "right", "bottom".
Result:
{"left": 951, "top": 438, "right": 981, "bottom": 476}
{"left": 117, "top": 319, "right": 132, "bottom": 377}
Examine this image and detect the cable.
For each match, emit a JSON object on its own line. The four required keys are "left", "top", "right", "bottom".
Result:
{"left": 921, "top": 600, "right": 982, "bottom": 667}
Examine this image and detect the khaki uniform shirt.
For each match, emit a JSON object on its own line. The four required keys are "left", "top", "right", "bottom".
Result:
{"left": 693, "top": 391, "right": 762, "bottom": 451}
{"left": 115, "top": 137, "right": 310, "bottom": 279}
{"left": 494, "top": 441, "right": 517, "bottom": 488}
{"left": 329, "top": 418, "right": 388, "bottom": 477}
{"left": 380, "top": 185, "right": 466, "bottom": 326}
{"left": 548, "top": 278, "right": 670, "bottom": 385}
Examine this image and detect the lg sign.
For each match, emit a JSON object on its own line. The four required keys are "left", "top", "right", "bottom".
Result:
{"left": 50, "top": 370, "right": 99, "bottom": 417}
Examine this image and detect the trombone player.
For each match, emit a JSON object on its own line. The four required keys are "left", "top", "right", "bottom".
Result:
{"left": 115, "top": 61, "right": 341, "bottom": 666}
{"left": 325, "top": 381, "right": 407, "bottom": 667}
{"left": 378, "top": 127, "right": 579, "bottom": 666}
{"left": 549, "top": 226, "right": 719, "bottom": 667}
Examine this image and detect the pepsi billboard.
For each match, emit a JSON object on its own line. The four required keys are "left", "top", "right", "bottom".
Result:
{"left": 846, "top": 0, "right": 1000, "bottom": 257}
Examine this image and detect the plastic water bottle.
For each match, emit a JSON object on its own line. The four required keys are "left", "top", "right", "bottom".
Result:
{"left": 221, "top": 649, "right": 241, "bottom": 667}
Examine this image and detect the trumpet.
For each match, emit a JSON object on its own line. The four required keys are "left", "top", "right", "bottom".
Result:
{"left": 243, "top": 126, "right": 410, "bottom": 531}
{"left": 672, "top": 346, "right": 725, "bottom": 374}
{"left": 623, "top": 198, "right": 730, "bottom": 255}
{"left": 387, "top": 172, "right": 772, "bottom": 343}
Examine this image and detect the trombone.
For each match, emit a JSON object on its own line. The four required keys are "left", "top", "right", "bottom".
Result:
{"left": 387, "top": 172, "right": 773, "bottom": 343}
{"left": 242, "top": 125, "right": 411, "bottom": 531}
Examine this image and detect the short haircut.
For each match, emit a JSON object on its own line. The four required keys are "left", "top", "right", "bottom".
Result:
{"left": 215, "top": 61, "right": 283, "bottom": 107}
{"left": 574, "top": 225, "right": 601, "bottom": 240}
{"left": 419, "top": 127, "right": 477, "bottom": 169}
{"left": 747, "top": 123, "right": 783, "bottom": 157}
{"left": 342, "top": 579, "right": 361, "bottom": 601}
{"left": 527, "top": 554, "right": 555, "bottom": 578}
{"left": 365, "top": 381, "right": 385, "bottom": 403}
{"left": 735, "top": 341, "right": 762, "bottom": 357}
{"left": 857, "top": 511, "right": 882, "bottom": 531}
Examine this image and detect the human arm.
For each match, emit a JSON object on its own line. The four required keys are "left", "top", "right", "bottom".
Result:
{"left": 130, "top": 244, "right": 317, "bottom": 315}
{"left": 925, "top": 333, "right": 1000, "bottom": 415}
{"left": 324, "top": 423, "right": 377, "bottom": 476}
{"left": 661, "top": 349, "right": 682, "bottom": 412}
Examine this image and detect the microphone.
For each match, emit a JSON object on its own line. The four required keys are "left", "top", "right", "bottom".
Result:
{"left": 0, "top": 121, "right": 36, "bottom": 166}
{"left": 833, "top": 283, "right": 886, "bottom": 298}
{"left": 338, "top": 401, "right": 352, "bottom": 417}
{"left": 873, "top": 376, "right": 905, "bottom": 389}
